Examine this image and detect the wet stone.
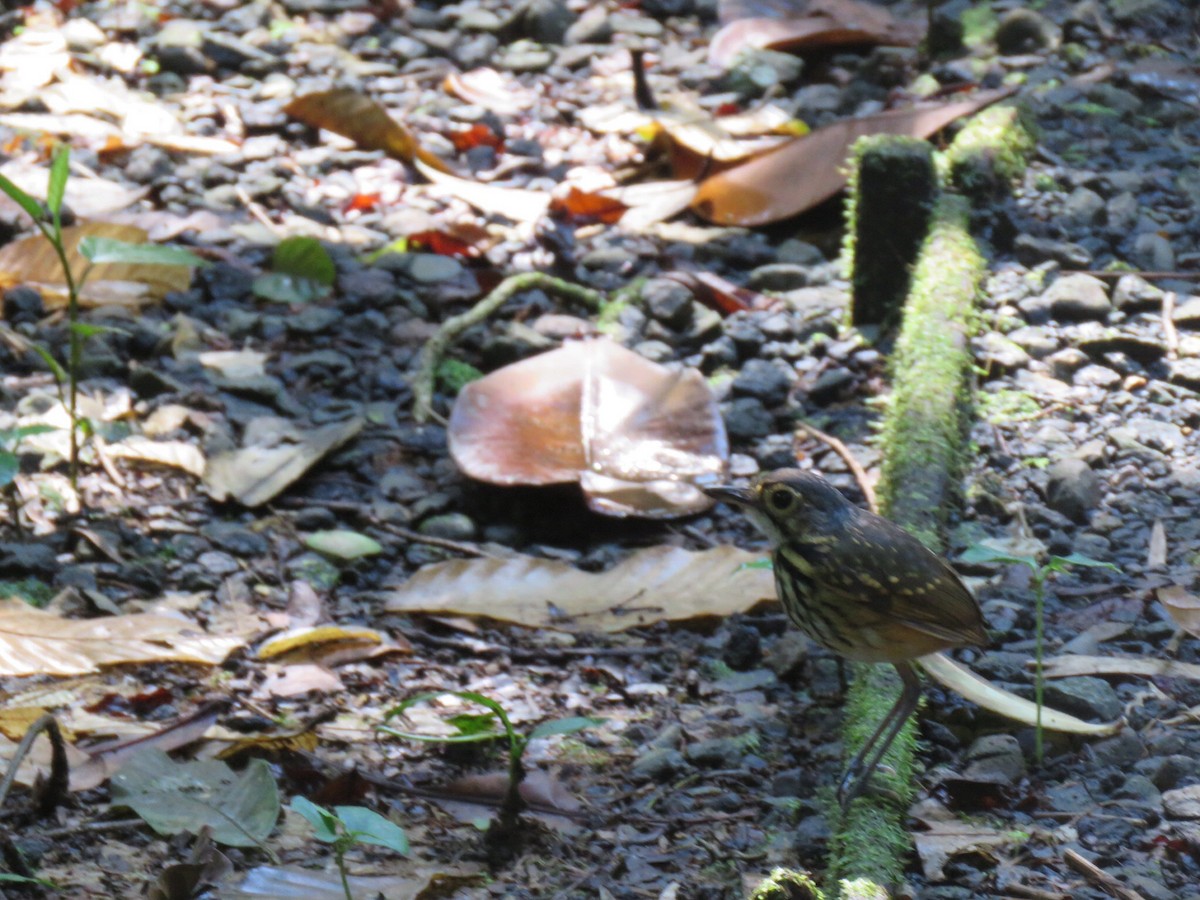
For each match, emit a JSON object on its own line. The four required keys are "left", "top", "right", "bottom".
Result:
{"left": 962, "top": 734, "right": 1025, "bottom": 785}
{"left": 1163, "top": 785, "right": 1200, "bottom": 819}
{"left": 1043, "top": 676, "right": 1123, "bottom": 721}
{"left": 722, "top": 624, "right": 762, "bottom": 670}
{"left": 197, "top": 550, "right": 240, "bottom": 577}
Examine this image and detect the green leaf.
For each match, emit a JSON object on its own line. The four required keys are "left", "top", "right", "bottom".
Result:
{"left": 377, "top": 726, "right": 504, "bottom": 745}
{"left": 252, "top": 272, "right": 331, "bottom": 304}
{"left": 364, "top": 238, "right": 408, "bottom": 264}
{"left": 69, "top": 322, "right": 130, "bottom": 339}
{"left": 528, "top": 716, "right": 605, "bottom": 740}
{"left": 959, "top": 545, "right": 1038, "bottom": 569}
{"left": 447, "top": 712, "right": 501, "bottom": 737}
{"left": 0, "top": 451, "right": 17, "bottom": 488}
{"left": 0, "top": 171, "right": 44, "bottom": 222}
{"left": 0, "top": 425, "right": 56, "bottom": 446}
{"left": 334, "top": 806, "right": 409, "bottom": 855}
{"left": 738, "top": 557, "right": 773, "bottom": 571}
{"left": 273, "top": 236, "right": 336, "bottom": 285}
{"left": 1046, "top": 553, "right": 1120, "bottom": 573}
{"left": 0, "top": 874, "right": 57, "bottom": 887}
{"left": 304, "top": 529, "right": 383, "bottom": 561}
{"left": 436, "top": 358, "right": 483, "bottom": 394}
{"left": 382, "top": 690, "right": 519, "bottom": 749}
{"left": 47, "top": 144, "right": 69, "bottom": 220}
{"left": 29, "top": 343, "right": 67, "bottom": 387}
{"left": 78, "top": 236, "right": 206, "bottom": 267}
{"left": 290, "top": 796, "right": 340, "bottom": 843}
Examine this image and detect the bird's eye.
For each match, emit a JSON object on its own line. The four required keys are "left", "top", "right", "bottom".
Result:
{"left": 769, "top": 488, "right": 794, "bottom": 511}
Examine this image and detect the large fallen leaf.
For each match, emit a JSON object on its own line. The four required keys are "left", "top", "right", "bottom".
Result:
{"left": 228, "top": 864, "right": 483, "bottom": 899}
{"left": 104, "top": 436, "right": 206, "bottom": 477}
{"left": 284, "top": 88, "right": 451, "bottom": 173}
{"left": 918, "top": 651, "right": 1122, "bottom": 735}
{"left": 444, "top": 68, "right": 535, "bottom": 115}
{"left": 911, "top": 801, "right": 1019, "bottom": 881}
{"left": 0, "top": 600, "right": 243, "bottom": 676}
{"left": 448, "top": 339, "right": 728, "bottom": 518}
{"left": 383, "top": 545, "right": 774, "bottom": 632}
{"left": 691, "top": 89, "right": 1014, "bottom": 225}
{"left": 1041, "top": 653, "right": 1200, "bottom": 682}
{"left": 709, "top": 0, "right": 924, "bottom": 68}
{"left": 204, "top": 417, "right": 364, "bottom": 507}
{"left": 112, "top": 748, "right": 279, "bottom": 848}
{"left": 0, "top": 221, "right": 196, "bottom": 306}
{"left": 0, "top": 158, "right": 147, "bottom": 218}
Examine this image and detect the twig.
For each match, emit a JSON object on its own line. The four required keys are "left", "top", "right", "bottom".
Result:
{"left": 1063, "top": 270, "right": 1200, "bottom": 281}
{"left": 375, "top": 522, "right": 494, "bottom": 558}
{"left": 1063, "top": 848, "right": 1148, "bottom": 900}
{"left": 0, "top": 714, "right": 68, "bottom": 818}
{"left": 34, "top": 818, "right": 145, "bottom": 841}
{"left": 795, "top": 422, "right": 878, "bottom": 514}
{"left": 235, "top": 186, "right": 284, "bottom": 238}
{"left": 1162, "top": 291, "right": 1179, "bottom": 361}
{"left": 412, "top": 272, "right": 605, "bottom": 423}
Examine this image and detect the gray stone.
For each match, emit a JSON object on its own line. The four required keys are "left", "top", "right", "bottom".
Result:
{"left": 1062, "top": 186, "right": 1104, "bottom": 226}
{"left": 402, "top": 254, "right": 465, "bottom": 285}
{"left": 1106, "top": 191, "right": 1138, "bottom": 234}
{"left": 1043, "top": 676, "right": 1123, "bottom": 721}
{"left": 564, "top": 7, "right": 612, "bottom": 43}
{"left": 642, "top": 279, "right": 694, "bottom": 331}
{"left": 1043, "top": 273, "right": 1111, "bottom": 320}
{"left": 631, "top": 747, "right": 688, "bottom": 781}
{"left": 200, "top": 522, "right": 268, "bottom": 557}
{"left": 1133, "top": 232, "right": 1174, "bottom": 271}
{"left": 1007, "top": 325, "right": 1059, "bottom": 358}
{"left": 732, "top": 358, "right": 794, "bottom": 405}
{"left": 518, "top": 0, "right": 576, "bottom": 43}
{"left": 724, "top": 397, "right": 774, "bottom": 439}
{"left": 198, "top": 550, "right": 240, "bottom": 576}
{"left": 685, "top": 737, "right": 745, "bottom": 767}
{"left": 1147, "top": 755, "right": 1200, "bottom": 790}
{"left": 995, "top": 8, "right": 1059, "bottom": 53}
{"left": 1163, "top": 784, "right": 1200, "bottom": 819}
{"left": 1014, "top": 234, "right": 1092, "bottom": 268}
{"left": 975, "top": 332, "right": 1030, "bottom": 371}
{"left": 962, "top": 734, "right": 1025, "bottom": 785}
{"left": 1113, "top": 274, "right": 1164, "bottom": 310}
{"left": 724, "top": 49, "right": 804, "bottom": 96}
{"left": 1046, "top": 347, "right": 1089, "bottom": 380}
{"left": 1045, "top": 457, "right": 1101, "bottom": 522}
{"left": 1172, "top": 295, "right": 1200, "bottom": 325}
{"left": 1073, "top": 363, "right": 1121, "bottom": 388}
{"left": 748, "top": 264, "right": 809, "bottom": 292}
{"left": 418, "top": 513, "right": 477, "bottom": 541}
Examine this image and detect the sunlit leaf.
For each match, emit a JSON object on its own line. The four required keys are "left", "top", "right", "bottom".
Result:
{"left": 290, "top": 796, "right": 340, "bottom": 842}
{"left": 304, "top": 530, "right": 382, "bottom": 560}
{"left": 78, "top": 236, "right": 206, "bottom": 267}
{"left": 334, "top": 806, "right": 409, "bottom": 854}
{"left": 0, "top": 171, "right": 44, "bottom": 221}
{"left": 46, "top": 144, "right": 69, "bottom": 220}
{"left": 528, "top": 716, "right": 605, "bottom": 740}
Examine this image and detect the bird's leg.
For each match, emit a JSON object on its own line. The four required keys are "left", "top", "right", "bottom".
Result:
{"left": 838, "top": 661, "right": 922, "bottom": 807}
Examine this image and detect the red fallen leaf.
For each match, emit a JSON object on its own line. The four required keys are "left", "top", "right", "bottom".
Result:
{"left": 343, "top": 193, "right": 381, "bottom": 213}
{"left": 449, "top": 123, "right": 504, "bottom": 153}
{"left": 408, "top": 229, "right": 483, "bottom": 258}
{"left": 548, "top": 186, "right": 628, "bottom": 225}
{"left": 692, "top": 88, "right": 1014, "bottom": 226}
{"left": 662, "top": 270, "right": 780, "bottom": 315}
{"left": 715, "top": 101, "right": 743, "bottom": 116}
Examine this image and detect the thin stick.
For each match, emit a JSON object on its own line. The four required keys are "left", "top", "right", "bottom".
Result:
{"left": 1163, "top": 291, "right": 1179, "bottom": 361}
{"left": 1063, "top": 270, "right": 1200, "bottom": 280}
{"left": 411, "top": 272, "right": 604, "bottom": 423}
{"left": 795, "top": 422, "right": 879, "bottom": 514}
{"left": 1063, "top": 849, "right": 1147, "bottom": 900}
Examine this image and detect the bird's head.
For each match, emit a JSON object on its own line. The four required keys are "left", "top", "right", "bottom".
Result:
{"left": 704, "top": 468, "right": 852, "bottom": 544}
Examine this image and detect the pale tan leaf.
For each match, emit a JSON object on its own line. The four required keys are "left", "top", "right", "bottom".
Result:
{"left": 144, "top": 134, "right": 241, "bottom": 155}
{"left": 227, "top": 864, "right": 483, "bottom": 899}
{"left": 257, "top": 664, "right": 344, "bottom": 699}
{"left": 1147, "top": 518, "right": 1167, "bottom": 569}
{"left": 383, "top": 545, "right": 774, "bottom": 632}
{"left": 198, "top": 349, "right": 268, "bottom": 379}
{"left": 918, "top": 651, "right": 1122, "bottom": 735}
{"left": 0, "top": 159, "right": 148, "bottom": 218}
{"left": 443, "top": 68, "right": 535, "bottom": 115}
{"left": 1042, "top": 653, "right": 1200, "bottom": 682}
{"left": 105, "top": 437, "right": 205, "bottom": 477}
{"left": 0, "top": 221, "right": 194, "bottom": 306}
{"left": 691, "top": 89, "right": 1014, "bottom": 226}
{"left": 911, "top": 802, "right": 1016, "bottom": 881}
{"left": 1158, "top": 584, "right": 1200, "bottom": 639}
{"left": 0, "top": 111, "right": 122, "bottom": 141}
{"left": 415, "top": 159, "right": 550, "bottom": 225}
{"left": 204, "top": 417, "right": 364, "bottom": 507}
{"left": 0, "top": 599, "right": 244, "bottom": 677}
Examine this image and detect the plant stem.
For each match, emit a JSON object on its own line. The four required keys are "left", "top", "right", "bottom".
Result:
{"left": 1033, "top": 572, "right": 1045, "bottom": 764}
{"left": 336, "top": 848, "right": 352, "bottom": 900}
{"left": 40, "top": 226, "right": 81, "bottom": 489}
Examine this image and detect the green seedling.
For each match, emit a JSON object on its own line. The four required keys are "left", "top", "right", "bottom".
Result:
{"left": 290, "top": 798, "right": 408, "bottom": 900}
{"left": 961, "top": 545, "right": 1119, "bottom": 762}
{"left": 380, "top": 690, "right": 602, "bottom": 864}
{"left": 0, "top": 146, "right": 205, "bottom": 487}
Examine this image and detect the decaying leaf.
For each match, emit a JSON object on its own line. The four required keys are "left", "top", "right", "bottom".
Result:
{"left": 1159, "top": 585, "right": 1200, "bottom": 639}
{"left": 912, "top": 800, "right": 1020, "bottom": 881}
{"left": 204, "top": 417, "right": 364, "bottom": 508}
{"left": 918, "top": 651, "right": 1122, "bottom": 735}
{"left": 691, "top": 89, "right": 1014, "bottom": 226}
{"left": 284, "top": 88, "right": 452, "bottom": 173}
{"left": 0, "top": 221, "right": 197, "bottom": 307}
{"left": 0, "top": 599, "right": 244, "bottom": 677}
{"left": 444, "top": 68, "right": 535, "bottom": 115}
{"left": 229, "top": 864, "right": 483, "bottom": 899}
{"left": 104, "top": 436, "right": 206, "bottom": 477}
{"left": 384, "top": 545, "right": 774, "bottom": 632}
{"left": 0, "top": 158, "right": 147, "bottom": 218}
{"left": 449, "top": 339, "right": 727, "bottom": 518}
{"left": 256, "top": 624, "right": 408, "bottom": 666}
{"left": 1042, "top": 652, "right": 1200, "bottom": 682}
{"left": 415, "top": 159, "right": 550, "bottom": 225}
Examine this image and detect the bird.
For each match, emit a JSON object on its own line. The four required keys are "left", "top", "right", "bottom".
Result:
{"left": 704, "top": 468, "right": 987, "bottom": 805}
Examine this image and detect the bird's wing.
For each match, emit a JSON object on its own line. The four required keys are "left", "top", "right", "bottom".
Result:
{"left": 793, "top": 517, "right": 987, "bottom": 646}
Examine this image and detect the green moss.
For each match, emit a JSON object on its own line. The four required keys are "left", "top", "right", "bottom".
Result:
{"left": 436, "top": 358, "right": 483, "bottom": 393}
{"left": 943, "top": 105, "right": 1038, "bottom": 201}
{"left": 961, "top": 3, "right": 997, "bottom": 47}
{"left": 748, "top": 868, "right": 824, "bottom": 900}
{"left": 0, "top": 578, "right": 54, "bottom": 607}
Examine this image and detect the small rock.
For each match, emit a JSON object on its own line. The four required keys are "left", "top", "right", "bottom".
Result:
{"left": 1172, "top": 295, "right": 1200, "bottom": 325}
{"left": 995, "top": 8, "right": 1058, "bottom": 53}
{"left": 1007, "top": 325, "right": 1059, "bottom": 358}
{"left": 1072, "top": 363, "right": 1121, "bottom": 388}
{"left": 3, "top": 286, "right": 44, "bottom": 324}
{"left": 418, "top": 513, "right": 477, "bottom": 541}
{"left": 642, "top": 279, "right": 694, "bottom": 330}
{"left": 518, "top": 0, "right": 576, "bottom": 43}
{"left": 724, "top": 48, "right": 804, "bottom": 96}
{"left": 1014, "top": 235, "right": 1092, "bottom": 268}
{"left": 685, "top": 737, "right": 745, "bottom": 767}
{"left": 1133, "top": 232, "right": 1174, "bottom": 271}
{"left": 962, "top": 734, "right": 1025, "bottom": 785}
{"left": 631, "top": 747, "right": 688, "bottom": 781}
{"left": 1163, "top": 784, "right": 1200, "bottom": 819}
{"left": 765, "top": 631, "right": 809, "bottom": 678}
{"left": 197, "top": 550, "right": 240, "bottom": 577}
{"left": 975, "top": 332, "right": 1030, "bottom": 371}
{"left": 1113, "top": 273, "right": 1164, "bottom": 310}
{"left": 1043, "top": 273, "right": 1111, "bottom": 320}
{"left": 748, "top": 264, "right": 809, "bottom": 292}
{"left": 1043, "top": 676, "right": 1123, "bottom": 721}
{"left": 1062, "top": 186, "right": 1104, "bottom": 226}
{"left": 1147, "top": 755, "right": 1200, "bottom": 791}
{"left": 732, "top": 358, "right": 794, "bottom": 405}
{"left": 1045, "top": 457, "right": 1101, "bottom": 522}
{"left": 724, "top": 397, "right": 774, "bottom": 439}
{"left": 200, "top": 522, "right": 268, "bottom": 557}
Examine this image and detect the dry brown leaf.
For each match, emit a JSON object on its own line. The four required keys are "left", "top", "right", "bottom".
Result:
{"left": 228, "top": 864, "right": 484, "bottom": 899}
{"left": 284, "top": 88, "right": 452, "bottom": 173}
{"left": 0, "top": 599, "right": 244, "bottom": 677}
{"left": 1159, "top": 585, "right": 1200, "bottom": 639}
{"left": 444, "top": 68, "right": 535, "bottom": 115}
{"left": 104, "top": 436, "right": 206, "bottom": 477}
{"left": 0, "top": 221, "right": 194, "bottom": 306}
{"left": 256, "top": 625, "right": 406, "bottom": 666}
{"left": 449, "top": 339, "right": 727, "bottom": 518}
{"left": 691, "top": 89, "right": 1014, "bottom": 226}
{"left": 912, "top": 801, "right": 1017, "bottom": 881}
{"left": 1147, "top": 518, "right": 1167, "bottom": 569}
{"left": 257, "top": 664, "right": 344, "bottom": 699}
{"left": 383, "top": 545, "right": 774, "bottom": 632}
{"left": 0, "top": 159, "right": 148, "bottom": 218}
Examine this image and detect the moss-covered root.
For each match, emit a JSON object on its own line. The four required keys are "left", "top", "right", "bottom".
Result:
{"left": 830, "top": 195, "right": 986, "bottom": 891}
{"left": 845, "top": 135, "right": 938, "bottom": 329}
{"left": 749, "top": 868, "right": 825, "bottom": 900}
{"left": 942, "top": 104, "right": 1037, "bottom": 201}
{"left": 828, "top": 664, "right": 917, "bottom": 890}
{"left": 878, "top": 194, "right": 985, "bottom": 549}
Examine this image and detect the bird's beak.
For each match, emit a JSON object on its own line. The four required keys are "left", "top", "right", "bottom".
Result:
{"left": 702, "top": 484, "right": 756, "bottom": 507}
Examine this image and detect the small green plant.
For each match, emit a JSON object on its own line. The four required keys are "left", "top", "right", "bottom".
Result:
{"left": 0, "top": 146, "right": 205, "bottom": 487}
{"left": 252, "top": 236, "right": 335, "bottom": 304}
{"left": 290, "top": 798, "right": 408, "bottom": 900}
{"left": 0, "top": 424, "right": 55, "bottom": 519}
{"left": 380, "top": 691, "right": 602, "bottom": 864}
{"left": 961, "top": 545, "right": 1118, "bottom": 762}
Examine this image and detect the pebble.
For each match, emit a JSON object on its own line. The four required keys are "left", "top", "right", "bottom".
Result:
{"left": 1163, "top": 785, "right": 1200, "bottom": 819}
{"left": 1043, "top": 273, "right": 1111, "bottom": 320}
{"left": 731, "top": 358, "right": 794, "bottom": 405}
{"left": 723, "top": 397, "right": 774, "bottom": 439}
{"left": 685, "top": 737, "right": 745, "bottom": 767}
{"left": 631, "top": 747, "right": 688, "bottom": 781}
{"left": 1042, "top": 676, "right": 1123, "bottom": 721}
